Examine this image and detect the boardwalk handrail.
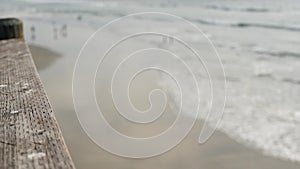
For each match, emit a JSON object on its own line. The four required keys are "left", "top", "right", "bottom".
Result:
{"left": 0, "top": 18, "right": 75, "bottom": 169}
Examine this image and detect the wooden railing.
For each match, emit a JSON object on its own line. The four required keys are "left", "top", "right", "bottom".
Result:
{"left": 0, "top": 18, "right": 75, "bottom": 169}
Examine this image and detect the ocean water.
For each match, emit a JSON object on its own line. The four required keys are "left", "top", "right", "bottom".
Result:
{"left": 1, "top": 0, "right": 300, "bottom": 162}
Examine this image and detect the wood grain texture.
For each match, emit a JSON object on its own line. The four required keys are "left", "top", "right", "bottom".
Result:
{"left": 0, "top": 39, "right": 75, "bottom": 169}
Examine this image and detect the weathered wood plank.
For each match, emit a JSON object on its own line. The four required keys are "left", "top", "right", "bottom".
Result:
{"left": 0, "top": 38, "right": 75, "bottom": 168}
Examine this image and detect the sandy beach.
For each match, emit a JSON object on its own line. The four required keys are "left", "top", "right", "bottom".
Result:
{"left": 30, "top": 44, "right": 300, "bottom": 169}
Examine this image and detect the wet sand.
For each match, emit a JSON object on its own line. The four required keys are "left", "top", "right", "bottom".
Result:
{"left": 30, "top": 45, "right": 300, "bottom": 169}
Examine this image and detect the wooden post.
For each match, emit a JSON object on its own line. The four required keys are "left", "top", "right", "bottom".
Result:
{"left": 0, "top": 18, "right": 23, "bottom": 40}
{"left": 0, "top": 18, "right": 75, "bottom": 169}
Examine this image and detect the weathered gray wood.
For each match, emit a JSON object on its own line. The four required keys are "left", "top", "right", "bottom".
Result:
{"left": 0, "top": 39, "right": 75, "bottom": 168}
{"left": 0, "top": 18, "right": 23, "bottom": 40}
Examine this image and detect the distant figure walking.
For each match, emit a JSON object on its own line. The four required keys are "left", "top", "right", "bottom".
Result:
{"left": 61, "top": 24, "right": 68, "bottom": 38}
{"left": 77, "top": 15, "right": 82, "bottom": 21}
{"left": 30, "top": 26, "right": 36, "bottom": 41}
{"left": 52, "top": 21, "right": 58, "bottom": 40}
{"left": 162, "top": 36, "right": 167, "bottom": 44}
{"left": 162, "top": 35, "right": 174, "bottom": 46}
{"left": 169, "top": 36, "right": 174, "bottom": 44}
